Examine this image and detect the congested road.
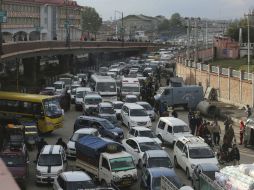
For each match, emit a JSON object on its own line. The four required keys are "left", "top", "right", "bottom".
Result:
{"left": 25, "top": 105, "right": 254, "bottom": 190}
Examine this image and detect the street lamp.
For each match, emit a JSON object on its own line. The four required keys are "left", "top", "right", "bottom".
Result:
{"left": 65, "top": 0, "right": 70, "bottom": 47}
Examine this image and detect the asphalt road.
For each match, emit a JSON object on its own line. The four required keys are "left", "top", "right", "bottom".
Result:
{"left": 25, "top": 105, "right": 254, "bottom": 190}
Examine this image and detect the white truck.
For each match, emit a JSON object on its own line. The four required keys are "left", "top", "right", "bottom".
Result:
{"left": 75, "top": 136, "right": 138, "bottom": 188}
{"left": 120, "top": 77, "right": 140, "bottom": 100}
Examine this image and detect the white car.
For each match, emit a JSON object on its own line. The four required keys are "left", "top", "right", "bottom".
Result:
{"left": 155, "top": 117, "right": 192, "bottom": 146}
{"left": 122, "top": 137, "right": 162, "bottom": 167}
{"left": 36, "top": 145, "right": 67, "bottom": 184}
{"left": 53, "top": 81, "right": 66, "bottom": 95}
{"left": 173, "top": 136, "right": 219, "bottom": 179}
{"left": 121, "top": 103, "right": 152, "bottom": 129}
{"left": 53, "top": 171, "right": 96, "bottom": 190}
{"left": 136, "top": 101, "right": 156, "bottom": 121}
{"left": 75, "top": 87, "right": 92, "bottom": 111}
{"left": 82, "top": 93, "right": 102, "bottom": 115}
{"left": 128, "top": 127, "right": 162, "bottom": 145}
{"left": 67, "top": 128, "right": 99, "bottom": 158}
{"left": 70, "top": 82, "right": 81, "bottom": 103}
{"left": 112, "top": 101, "right": 124, "bottom": 119}
{"left": 125, "top": 94, "right": 138, "bottom": 103}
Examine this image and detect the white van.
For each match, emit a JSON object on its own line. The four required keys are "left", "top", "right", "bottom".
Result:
{"left": 36, "top": 145, "right": 67, "bottom": 184}
{"left": 74, "top": 87, "right": 92, "bottom": 111}
{"left": 121, "top": 77, "right": 140, "bottom": 100}
{"left": 53, "top": 81, "right": 65, "bottom": 95}
{"left": 155, "top": 117, "right": 192, "bottom": 146}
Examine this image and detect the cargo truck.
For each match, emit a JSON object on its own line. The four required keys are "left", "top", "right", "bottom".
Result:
{"left": 75, "top": 136, "right": 138, "bottom": 188}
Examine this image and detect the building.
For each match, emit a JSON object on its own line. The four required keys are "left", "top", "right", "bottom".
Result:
{"left": 2, "top": 0, "right": 82, "bottom": 42}
{"left": 214, "top": 36, "right": 239, "bottom": 59}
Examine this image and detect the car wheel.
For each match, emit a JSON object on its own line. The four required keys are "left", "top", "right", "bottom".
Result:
{"left": 174, "top": 157, "right": 179, "bottom": 168}
{"left": 186, "top": 168, "right": 191, "bottom": 180}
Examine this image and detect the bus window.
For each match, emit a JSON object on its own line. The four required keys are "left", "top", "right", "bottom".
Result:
{"left": 43, "top": 99, "right": 62, "bottom": 117}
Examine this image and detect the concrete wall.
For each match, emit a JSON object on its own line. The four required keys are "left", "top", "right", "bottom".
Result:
{"left": 176, "top": 58, "right": 254, "bottom": 107}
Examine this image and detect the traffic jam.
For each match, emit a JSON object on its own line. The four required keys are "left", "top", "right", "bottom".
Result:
{"left": 0, "top": 47, "right": 252, "bottom": 190}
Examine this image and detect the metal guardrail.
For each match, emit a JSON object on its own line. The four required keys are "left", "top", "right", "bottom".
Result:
{"left": 160, "top": 176, "right": 178, "bottom": 190}
{"left": 211, "top": 66, "right": 218, "bottom": 73}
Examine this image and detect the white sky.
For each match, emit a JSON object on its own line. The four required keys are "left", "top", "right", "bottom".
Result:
{"left": 76, "top": 0, "right": 254, "bottom": 20}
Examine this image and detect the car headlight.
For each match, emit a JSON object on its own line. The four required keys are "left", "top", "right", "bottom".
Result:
{"left": 191, "top": 164, "right": 196, "bottom": 169}
{"left": 113, "top": 175, "right": 121, "bottom": 182}
{"left": 113, "top": 132, "right": 118, "bottom": 136}
{"left": 36, "top": 170, "right": 41, "bottom": 176}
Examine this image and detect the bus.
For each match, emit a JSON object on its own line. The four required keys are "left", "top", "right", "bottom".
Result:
{"left": 0, "top": 91, "right": 64, "bottom": 133}
{"left": 90, "top": 75, "right": 117, "bottom": 102}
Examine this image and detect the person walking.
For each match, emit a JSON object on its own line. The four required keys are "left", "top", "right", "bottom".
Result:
{"left": 35, "top": 138, "right": 48, "bottom": 162}
{"left": 212, "top": 120, "right": 221, "bottom": 145}
{"left": 56, "top": 137, "right": 67, "bottom": 150}
{"left": 171, "top": 108, "right": 178, "bottom": 118}
{"left": 230, "top": 144, "right": 240, "bottom": 165}
{"left": 224, "top": 117, "right": 232, "bottom": 132}
{"left": 239, "top": 121, "right": 245, "bottom": 145}
{"left": 188, "top": 109, "right": 196, "bottom": 135}
{"left": 224, "top": 124, "right": 235, "bottom": 147}
{"left": 246, "top": 105, "right": 252, "bottom": 118}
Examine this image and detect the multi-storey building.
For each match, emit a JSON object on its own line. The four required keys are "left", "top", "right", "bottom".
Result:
{"left": 2, "top": 0, "right": 82, "bottom": 42}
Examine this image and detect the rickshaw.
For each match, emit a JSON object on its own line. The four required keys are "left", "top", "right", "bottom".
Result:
{"left": 22, "top": 121, "right": 39, "bottom": 150}
{"left": 5, "top": 123, "right": 25, "bottom": 149}
{"left": 244, "top": 119, "right": 254, "bottom": 147}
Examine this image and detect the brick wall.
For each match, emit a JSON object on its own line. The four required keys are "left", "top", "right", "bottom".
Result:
{"left": 176, "top": 60, "right": 254, "bottom": 107}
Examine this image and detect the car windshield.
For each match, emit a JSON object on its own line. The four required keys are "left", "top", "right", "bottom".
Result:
{"left": 140, "top": 104, "right": 152, "bottom": 110}
{"left": 113, "top": 103, "right": 123, "bottom": 109}
{"left": 110, "top": 157, "right": 135, "bottom": 172}
{"left": 152, "top": 176, "right": 182, "bottom": 190}
{"left": 43, "top": 98, "right": 62, "bottom": 117}
{"left": 126, "top": 97, "right": 138, "bottom": 103}
{"left": 147, "top": 157, "right": 172, "bottom": 168}
{"left": 97, "top": 82, "right": 116, "bottom": 92}
{"left": 130, "top": 109, "right": 148, "bottom": 116}
{"left": 139, "top": 142, "right": 161, "bottom": 152}
{"left": 66, "top": 180, "right": 96, "bottom": 190}
{"left": 100, "top": 107, "right": 115, "bottom": 114}
{"left": 100, "top": 120, "right": 115, "bottom": 129}
{"left": 1, "top": 154, "right": 25, "bottom": 166}
{"left": 189, "top": 147, "right": 215, "bottom": 159}
{"left": 173, "top": 125, "right": 189, "bottom": 133}
{"left": 38, "top": 154, "right": 62, "bottom": 166}
{"left": 122, "top": 86, "right": 140, "bottom": 92}
{"left": 71, "top": 133, "right": 89, "bottom": 142}
{"left": 54, "top": 83, "right": 63, "bottom": 89}
{"left": 139, "top": 130, "right": 156, "bottom": 138}
{"left": 85, "top": 98, "right": 102, "bottom": 105}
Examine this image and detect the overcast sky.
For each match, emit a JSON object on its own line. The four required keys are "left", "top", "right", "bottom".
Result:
{"left": 76, "top": 0, "right": 254, "bottom": 20}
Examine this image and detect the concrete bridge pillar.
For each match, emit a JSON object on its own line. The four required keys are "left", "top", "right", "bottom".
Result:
{"left": 58, "top": 54, "right": 74, "bottom": 74}
{"left": 22, "top": 56, "right": 40, "bottom": 86}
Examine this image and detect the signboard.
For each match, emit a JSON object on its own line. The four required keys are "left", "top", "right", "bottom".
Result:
{"left": 0, "top": 11, "right": 7, "bottom": 23}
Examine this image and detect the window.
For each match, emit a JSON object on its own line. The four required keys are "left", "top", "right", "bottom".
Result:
{"left": 79, "top": 119, "right": 90, "bottom": 127}
{"left": 126, "top": 139, "right": 138, "bottom": 149}
{"left": 167, "top": 125, "right": 172, "bottom": 133}
{"left": 183, "top": 146, "right": 188, "bottom": 157}
{"left": 102, "top": 158, "right": 110, "bottom": 171}
{"left": 158, "top": 121, "right": 166, "bottom": 130}
{"left": 176, "top": 141, "right": 184, "bottom": 151}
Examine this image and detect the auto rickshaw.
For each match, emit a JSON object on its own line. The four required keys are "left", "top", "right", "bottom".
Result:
{"left": 5, "top": 123, "right": 25, "bottom": 149}
{"left": 22, "top": 122, "right": 39, "bottom": 150}
{"left": 244, "top": 119, "right": 254, "bottom": 147}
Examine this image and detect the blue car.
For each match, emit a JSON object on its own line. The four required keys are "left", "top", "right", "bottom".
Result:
{"left": 140, "top": 167, "right": 182, "bottom": 190}
{"left": 74, "top": 116, "right": 124, "bottom": 142}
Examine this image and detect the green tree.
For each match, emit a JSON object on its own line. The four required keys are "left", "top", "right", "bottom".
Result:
{"left": 81, "top": 7, "right": 102, "bottom": 40}
{"left": 158, "top": 19, "right": 170, "bottom": 32}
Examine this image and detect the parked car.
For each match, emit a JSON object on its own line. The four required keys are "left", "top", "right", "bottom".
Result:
{"left": 73, "top": 116, "right": 124, "bottom": 142}
{"left": 125, "top": 94, "right": 138, "bottom": 103}
{"left": 122, "top": 137, "right": 162, "bottom": 167}
{"left": 36, "top": 145, "right": 67, "bottom": 184}
{"left": 173, "top": 136, "right": 219, "bottom": 179}
{"left": 66, "top": 128, "right": 99, "bottom": 158}
{"left": 53, "top": 171, "right": 96, "bottom": 190}
{"left": 97, "top": 102, "right": 116, "bottom": 118}
{"left": 140, "top": 167, "right": 182, "bottom": 190}
{"left": 142, "top": 150, "right": 172, "bottom": 169}
{"left": 121, "top": 103, "right": 152, "bottom": 129}
{"left": 192, "top": 163, "right": 219, "bottom": 190}
{"left": 82, "top": 93, "right": 102, "bottom": 115}
{"left": 128, "top": 127, "right": 161, "bottom": 145}
{"left": 136, "top": 101, "right": 156, "bottom": 121}
{"left": 112, "top": 101, "right": 124, "bottom": 120}
{"left": 155, "top": 117, "right": 191, "bottom": 146}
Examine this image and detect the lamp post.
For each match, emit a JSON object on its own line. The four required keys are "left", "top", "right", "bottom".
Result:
{"left": 65, "top": 0, "right": 70, "bottom": 47}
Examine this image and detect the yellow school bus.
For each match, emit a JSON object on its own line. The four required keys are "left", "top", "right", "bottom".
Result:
{"left": 0, "top": 91, "right": 64, "bottom": 133}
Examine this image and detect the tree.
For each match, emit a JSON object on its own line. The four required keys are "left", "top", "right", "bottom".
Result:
{"left": 81, "top": 7, "right": 102, "bottom": 40}
{"left": 158, "top": 19, "right": 170, "bottom": 32}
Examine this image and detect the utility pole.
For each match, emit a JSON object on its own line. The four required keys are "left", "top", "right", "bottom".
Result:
{"left": 65, "top": 0, "right": 70, "bottom": 47}
{"left": 206, "top": 21, "right": 208, "bottom": 49}
{"left": 186, "top": 18, "right": 191, "bottom": 62}
{"left": 194, "top": 18, "right": 199, "bottom": 64}
{"left": 121, "top": 12, "right": 124, "bottom": 46}
{"left": 245, "top": 11, "right": 254, "bottom": 75}
{"left": 0, "top": 0, "right": 3, "bottom": 55}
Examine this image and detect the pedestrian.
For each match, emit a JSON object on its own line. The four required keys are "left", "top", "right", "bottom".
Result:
{"left": 224, "top": 124, "right": 235, "bottom": 147}
{"left": 212, "top": 120, "right": 221, "bottom": 145}
{"left": 224, "top": 117, "right": 232, "bottom": 132}
{"left": 197, "top": 120, "right": 206, "bottom": 138}
{"left": 239, "top": 120, "right": 245, "bottom": 145}
{"left": 159, "top": 102, "right": 167, "bottom": 117}
{"left": 171, "top": 108, "right": 178, "bottom": 118}
{"left": 246, "top": 105, "right": 252, "bottom": 118}
{"left": 230, "top": 144, "right": 240, "bottom": 165}
{"left": 56, "top": 137, "right": 67, "bottom": 150}
{"left": 35, "top": 138, "right": 48, "bottom": 162}
{"left": 188, "top": 109, "right": 196, "bottom": 135}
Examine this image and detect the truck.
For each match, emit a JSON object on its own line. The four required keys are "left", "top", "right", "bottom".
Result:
{"left": 75, "top": 136, "right": 138, "bottom": 188}
{"left": 154, "top": 85, "right": 203, "bottom": 109}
